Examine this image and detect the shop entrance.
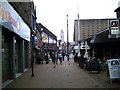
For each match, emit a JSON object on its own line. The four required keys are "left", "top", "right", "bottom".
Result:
{"left": 2, "top": 27, "right": 11, "bottom": 83}
{"left": 14, "top": 36, "right": 22, "bottom": 77}
{"left": 24, "top": 41, "right": 29, "bottom": 70}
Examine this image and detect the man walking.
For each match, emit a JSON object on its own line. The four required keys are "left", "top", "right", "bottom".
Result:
{"left": 58, "top": 51, "right": 62, "bottom": 65}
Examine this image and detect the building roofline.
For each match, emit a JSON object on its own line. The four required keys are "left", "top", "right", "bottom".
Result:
{"left": 74, "top": 18, "right": 117, "bottom": 21}
{"left": 37, "top": 23, "right": 57, "bottom": 40}
{"left": 114, "top": 7, "right": 120, "bottom": 12}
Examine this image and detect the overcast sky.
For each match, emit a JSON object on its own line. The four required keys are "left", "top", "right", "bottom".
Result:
{"left": 33, "top": 0, "right": 120, "bottom": 42}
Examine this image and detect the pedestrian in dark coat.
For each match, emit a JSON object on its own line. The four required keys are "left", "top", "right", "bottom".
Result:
{"left": 45, "top": 52, "right": 49, "bottom": 64}
{"left": 62, "top": 52, "right": 65, "bottom": 61}
{"left": 51, "top": 52, "right": 55, "bottom": 64}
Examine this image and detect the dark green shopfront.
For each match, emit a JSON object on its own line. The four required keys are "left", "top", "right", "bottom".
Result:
{"left": 0, "top": 1, "right": 31, "bottom": 88}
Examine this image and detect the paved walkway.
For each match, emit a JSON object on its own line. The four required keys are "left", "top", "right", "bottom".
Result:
{"left": 5, "top": 57, "right": 120, "bottom": 88}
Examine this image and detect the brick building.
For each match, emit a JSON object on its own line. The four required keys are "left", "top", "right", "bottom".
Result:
{"left": 74, "top": 19, "right": 112, "bottom": 42}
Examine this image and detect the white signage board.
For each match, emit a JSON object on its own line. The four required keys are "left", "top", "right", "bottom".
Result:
{"left": 107, "top": 59, "right": 120, "bottom": 79}
{"left": 110, "top": 20, "right": 120, "bottom": 35}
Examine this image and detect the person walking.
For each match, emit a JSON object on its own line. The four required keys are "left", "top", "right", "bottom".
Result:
{"left": 58, "top": 51, "right": 62, "bottom": 65}
{"left": 62, "top": 52, "right": 65, "bottom": 61}
{"left": 55, "top": 51, "right": 58, "bottom": 65}
{"left": 51, "top": 52, "right": 55, "bottom": 64}
{"left": 45, "top": 52, "right": 49, "bottom": 64}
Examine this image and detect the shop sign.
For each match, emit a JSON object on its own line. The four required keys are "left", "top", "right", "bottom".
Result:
{"left": 42, "top": 33, "right": 48, "bottom": 43}
{"left": 38, "top": 40, "right": 43, "bottom": 47}
{"left": 110, "top": 20, "right": 120, "bottom": 35}
{"left": 0, "top": 0, "right": 30, "bottom": 41}
{"left": 42, "top": 36, "right": 47, "bottom": 40}
{"left": 107, "top": 59, "right": 120, "bottom": 79}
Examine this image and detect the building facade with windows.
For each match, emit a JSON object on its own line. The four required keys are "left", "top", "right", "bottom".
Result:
{"left": 0, "top": 0, "right": 36, "bottom": 88}
{"left": 73, "top": 18, "right": 120, "bottom": 61}
{"left": 74, "top": 19, "right": 111, "bottom": 42}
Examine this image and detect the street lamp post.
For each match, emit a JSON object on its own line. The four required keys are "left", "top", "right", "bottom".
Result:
{"left": 77, "top": 12, "right": 81, "bottom": 57}
{"left": 31, "top": 5, "right": 36, "bottom": 77}
{"left": 67, "top": 15, "right": 69, "bottom": 61}
{"left": 31, "top": 32, "right": 34, "bottom": 77}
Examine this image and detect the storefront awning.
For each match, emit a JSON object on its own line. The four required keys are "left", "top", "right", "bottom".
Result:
{"left": 91, "top": 29, "right": 109, "bottom": 43}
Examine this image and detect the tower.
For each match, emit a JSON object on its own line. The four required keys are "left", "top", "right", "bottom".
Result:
{"left": 60, "top": 30, "right": 64, "bottom": 42}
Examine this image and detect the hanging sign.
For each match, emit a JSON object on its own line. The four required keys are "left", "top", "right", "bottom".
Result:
{"left": 42, "top": 36, "right": 47, "bottom": 40}
{"left": 38, "top": 40, "right": 43, "bottom": 46}
{"left": 110, "top": 20, "right": 120, "bottom": 35}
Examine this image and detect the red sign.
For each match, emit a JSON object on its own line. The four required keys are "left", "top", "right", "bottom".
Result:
{"left": 38, "top": 40, "right": 43, "bottom": 46}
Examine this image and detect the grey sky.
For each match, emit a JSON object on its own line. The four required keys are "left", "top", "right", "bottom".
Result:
{"left": 33, "top": 0, "right": 120, "bottom": 42}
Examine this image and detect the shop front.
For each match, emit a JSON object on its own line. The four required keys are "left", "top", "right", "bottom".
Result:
{"left": 0, "top": 0, "right": 30, "bottom": 88}
{"left": 42, "top": 34, "right": 57, "bottom": 51}
{"left": 2, "top": 27, "right": 13, "bottom": 83}
{"left": 37, "top": 23, "right": 57, "bottom": 52}
{"left": 90, "top": 28, "right": 120, "bottom": 61}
